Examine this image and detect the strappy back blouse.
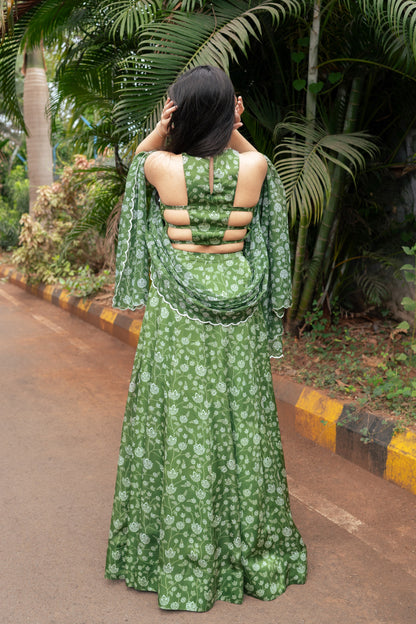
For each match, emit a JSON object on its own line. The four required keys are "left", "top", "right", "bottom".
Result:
{"left": 160, "top": 150, "right": 252, "bottom": 246}
{"left": 113, "top": 150, "right": 292, "bottom": 358}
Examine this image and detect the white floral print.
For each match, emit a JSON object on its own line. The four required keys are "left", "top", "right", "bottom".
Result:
{"left": 105, "top": 150, "right": 307, "bottom": 612}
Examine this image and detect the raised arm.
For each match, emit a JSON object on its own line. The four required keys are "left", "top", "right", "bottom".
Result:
{"left": 228, "top": 129, "right": 258, "bottom": 153}
{"left": 135, "top": 98, "right": 177, "bottom": 154}
{"left": 227, "top": 96, "right": 258, "bottom": 153}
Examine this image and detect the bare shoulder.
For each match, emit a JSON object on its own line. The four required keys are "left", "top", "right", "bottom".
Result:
{"left": 233, "top": 151, "right": 268, "bottom": 207}
{"left": 239, "top": 151, "right": 268, "bottom": 180}
{"left": 144, "top": 151, "right": 182, "bottom": 184}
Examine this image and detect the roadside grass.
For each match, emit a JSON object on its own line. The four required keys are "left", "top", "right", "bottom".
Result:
{"left": 273, "top": 312, "right": 416, "bottom": 432}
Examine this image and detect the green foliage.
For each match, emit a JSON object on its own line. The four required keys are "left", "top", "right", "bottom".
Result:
{"left": 349, "top": 0, "right": 416, "bottom": 72}
{"left": 113, "top": 0, "right": 307, "bottom": 144}
{"left": 367, "top": 366, "right": 416, "bottom": 401}
{"left": 11, "top": 155, "right": 108, "bottom": 284}
{"left": 395, "top": 243, "right": 416, "bottom": 359}
{"left": 302, "top": 299, "right": 333, "bottom": 339}
{"left": 12, "top": 211, "right": 68, "bottom": 283}
{"left": 106, "top": 0, "right": 163, "bottom": 40}
{"left": 0, "top": 202, "right": 21, "bottom": 249}
{"left": 355, "top": 269, "right": 389, "bottom": 307}
{"left": 274, "top": 115, "right": 378, "bottom": 225}
{"left": 0, "top": 165, "right": 29, "bottom": 249}
{"left": 59, "top": 264, "right": 110, "bottom": 298}
{"left": 64, "top": 164, "right": 125, "bottom": 243}
{"left": 0, "top": 2, "right": 34, "bottom": 128}
{"left": 4, "top": 164, "right": 29, "bottom": 213}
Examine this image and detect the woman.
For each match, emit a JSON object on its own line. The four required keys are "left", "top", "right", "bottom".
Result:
{"left": 105, "top": 65, "right": 307, "bottom": 612}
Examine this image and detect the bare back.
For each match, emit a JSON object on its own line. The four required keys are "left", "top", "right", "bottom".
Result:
{"left": 144, "top": 149, "right": 268, "bottom": 253}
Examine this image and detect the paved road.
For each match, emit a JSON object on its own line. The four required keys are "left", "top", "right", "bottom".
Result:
{"left": 1, "top": 279, "right": 415, "bottom": 624}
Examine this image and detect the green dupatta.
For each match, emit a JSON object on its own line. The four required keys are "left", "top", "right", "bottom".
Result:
{"left": 113, "top": 151, "right": 292, "bottom": 358}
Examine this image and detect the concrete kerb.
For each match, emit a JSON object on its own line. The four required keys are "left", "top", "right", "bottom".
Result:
{"left": 2, "top": 264, "right": 415, "bottom": 496}
{"left": 1, "top": 266, "right": 144, "bottom": 348}
{"left": 272, "top": 378, "right": 416, "bottom": 495}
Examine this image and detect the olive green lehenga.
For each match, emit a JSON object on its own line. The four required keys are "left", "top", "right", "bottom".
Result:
{"left": 105, "top": 149, "right": 307, "bottom": 612}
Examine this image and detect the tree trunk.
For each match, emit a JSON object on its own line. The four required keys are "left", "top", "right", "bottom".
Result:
{"left": 288, "top": 1, "right": 321, "bottom": 325}
{"left": 289, "top": 217, "right": 309, "bottom": 321}
{"left": 294, "top": 75, "right": 365, "bottom": 323}
{"left": 23, "top": 46, "right": 53, "bottom": 213}
{"left": 306, "top": 0, "right": 321, "bottom": 123}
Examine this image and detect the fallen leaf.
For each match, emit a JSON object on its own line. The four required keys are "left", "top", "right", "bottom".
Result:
{"left": 362, "top": 354, "right": 384, "bottom": 368}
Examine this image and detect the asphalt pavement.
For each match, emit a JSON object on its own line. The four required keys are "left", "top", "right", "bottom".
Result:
{"left": 1, "top": 280, "right": 415, "bottom": 624}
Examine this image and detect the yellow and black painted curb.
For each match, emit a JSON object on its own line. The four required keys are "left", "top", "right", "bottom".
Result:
{"left": 273, "top": 377, "right": 416, "bottom": 496}
{"left": 0, "top": 266, "right": 144, "bottom": 348}
{"left": 2, "top": 265, "right": 415, "bottom": 496}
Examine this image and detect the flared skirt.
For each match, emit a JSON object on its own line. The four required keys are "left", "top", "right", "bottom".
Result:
{"left": 105, "top": 251, "right": 306, "bottom": 611}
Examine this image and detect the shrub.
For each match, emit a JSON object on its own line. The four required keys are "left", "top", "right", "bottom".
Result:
{"left": 0, "top": 166, "right": 30, "bottom": 250}
{"left": 12, "top": 155, "right": 107, "bottom": 284}
{"left": 59, "top": 264, "right": 110, "bottom": 298}
{"left": 0, "top": 202, "right": 21, "bottom": 250}
{"left": 4, "top": 166, "right": 30, "bottom": 214}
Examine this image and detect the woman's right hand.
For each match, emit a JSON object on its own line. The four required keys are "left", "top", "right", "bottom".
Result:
{"left": 158, "top": 97, "right": 177, "bottom": 136}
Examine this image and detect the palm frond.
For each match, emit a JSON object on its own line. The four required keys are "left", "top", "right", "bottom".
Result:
{"left": 244, "top": 87, "right": 284, "bottom": 133}
{"left": 274, "top": 116, "right": 379, "bottom": 224}
{"left": 49, "top": 28, "right": 132, "bottom": 151}
{"left": 356, "top": 269, "right": 389, "bottom": 306}
{"left": 0, "top": 7, "right": 34, "bottom": 129}
{"left": 22, "top": 0, "right": 108, "bottom": 48}
{"left": 54, "top": 42, "right": 119, "bottom": 107}
{"left": 0, "top": 0, "right": 101, "bottom": 129}
{"left": 165, "top": 0, "right": 208, "bottom": 10}
{"left": 351, "top": 0, "right": 416, "bottom": 67}
{"left": 104, "top": 0, "right": 162, "bottom": 40}
{"left": 241, "top": 88, "right": 285, "bottom": 158}
{"left": 113, "top": 0, "right": 307, "bottom": 143}
{"left": 276, "top": 140, "right": 332, "bottom": 224}
{"left": 1, "top": 0, "right": 43, "bottom": 37}
{"left": 65, "top": 166, "right": 125, "bottom": 243}
{"left": 0, "top": 0, "right": 15, "bottom": 39}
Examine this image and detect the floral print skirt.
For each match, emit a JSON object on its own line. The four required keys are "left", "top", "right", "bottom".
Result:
{"left": 105, "top": 251, "right": 307, "bottom": 611}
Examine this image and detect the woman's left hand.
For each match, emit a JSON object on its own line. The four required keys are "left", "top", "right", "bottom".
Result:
{"left": 233, "top": 96, "right": 244, "bottom": 130}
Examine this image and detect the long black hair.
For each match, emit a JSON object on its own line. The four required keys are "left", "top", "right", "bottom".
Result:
{"left": 167, "top": 66, "right": 235, "bottom": 158}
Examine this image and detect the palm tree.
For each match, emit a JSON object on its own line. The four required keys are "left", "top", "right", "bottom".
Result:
{"left": 23, "top": 45, "right": 53, "bottom": 209}
{"left": 1, "top": 1, "right": 53, "bottom": 211}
